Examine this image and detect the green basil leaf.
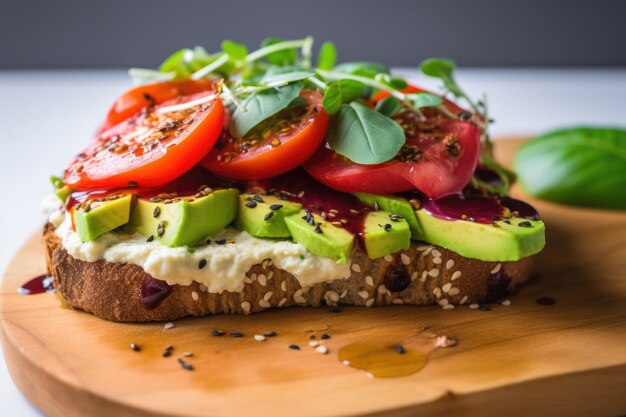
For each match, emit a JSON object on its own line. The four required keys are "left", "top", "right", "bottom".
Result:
{"left": 229, "top": 83, "right": 303, "bottom": 138}
{"left": 420, "top": 57, "right": 465, "bottom": 98}
{"left": 390, "top": 77, "right": 408, "bottom": 89}
{"left": 407, "top": 92, "right": 442, "bottom": 108}
{"left": 327, "top": 102, "right": 405, "bottom": 164}
{"left": 333, "top": 61, "right": 390, "bottom": 78}
{"left": 515, "top": 127, "right": 626, "bottom": 210}
{"left": 261, "top": 70, "right": 315, "bottom": 84}
{"left": 375, "top": 96, "right": 402, "bottom": 117}
{"left": 158, "top": 48, "right": 193, "bottom": 76}
{"left": 261, "top": 37, "right": 297, "bottom": 66}
{"left": 316, "top": 41, "right": 337, "bottom": 70}
{"left": 221, "top": 40, "right": 248, "bottom": 60}
{"left": 322, "top": 80, "right": 365, "bottom": 115}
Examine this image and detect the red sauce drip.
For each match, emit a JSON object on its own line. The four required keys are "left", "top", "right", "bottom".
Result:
{"left": 140, "top": 274, "right": 172, "bottom": 310}
{"left": 421, "top": 193, "right": 506, "bottom": 224}
{"left": 499, "top": 197, "right": 540, "bottom": 220}
{"left": 18, "top": 275, "right": 53, "bottom": 295}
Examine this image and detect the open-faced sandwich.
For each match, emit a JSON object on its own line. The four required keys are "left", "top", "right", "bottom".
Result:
{"left": 42, "top": 37, "right": 545, "bottom": 322}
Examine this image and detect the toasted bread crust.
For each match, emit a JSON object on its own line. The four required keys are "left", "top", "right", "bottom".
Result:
{"left": 44, "top": 223, "right": 533, "bottom": 322}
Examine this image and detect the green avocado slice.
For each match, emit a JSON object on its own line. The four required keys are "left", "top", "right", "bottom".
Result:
{"left": 235, "top": 194, "right": 302, "bottom": 238}
{"left": 362, "top": 211, "right": 411, "bottom": 259}
{"left": 352, "top": 192, "right": 422, "bottom": 238}
{"left": 74, "top": 194, "right": 133, "bottom": 242}
{"left": 128, "top": 188, "right": 238, "bottom": 247}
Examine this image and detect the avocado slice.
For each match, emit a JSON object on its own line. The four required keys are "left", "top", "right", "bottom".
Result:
{"left": 235, "top": 194, "right": 302, "bottom": 238}
{"left": 73, "top": 194, "right": 133, "bottom": 242}
{"left": 284, "top": 210, "right": 355, "bottom": 263}
{"left": 415, "top": 210, "right": 545, "bottom": 261}
{"left": 128, "top": 188, "right": 238, "bottom": 247}
{"left": 352, "top": 192, "right": 422, "bottom": 238}
{"left": 362, "top": 211, "right": 411, "bottom": 259}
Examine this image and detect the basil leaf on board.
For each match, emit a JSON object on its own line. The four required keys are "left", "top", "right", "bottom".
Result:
{"left": 515, "top": 127, "right": 626, "bottom": 210}
{"left": 322, "top": 79, "right": 366, "bottom": 115}
{"left": 229, "top": 82, "right": 303, "bottom": 138}
{"left": 333, "top": 61, "right": 390, "bottom": 78}
{"left": 327, "top": 102, "right": 405, "bottom": 164}
{"left": 375, "top": 96, "right": 402, "bottom": 117}
{"left": 316, "top": 41, "right": 337, "bottom": 70}
{"left": 260, "top": 37, "right": 297, "bottom": 66}
{"left": 407, "top": 92, "right": 442, "bottom": 108}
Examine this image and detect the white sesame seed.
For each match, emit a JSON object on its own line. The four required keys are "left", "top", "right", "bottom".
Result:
{"left": 262, "top": 260, "right": 269, "bottom": 269}
{"left": 423, "top": 246, "right": 433, "bottom": 256}
{"left": 366, "top": 298, "right": 375, "bottom": 307}
{"left": 241, "top": 301, "right": 251, "bottom": 314}
{"left": 433, "top": 257, "right": 442, "bottom": 264}
{"left": 501, "top": 299, "right": 511, "bottom": 306}
{"left": 294, "top": 289, "right": 306, "bottom": 304}
{"left": 448, "top": 287, "right": 460, "bottom": 296}
{"left": 254, "top": 335, "right": 266, "bottom": 342}
{"left": 451, "top": 271, "right": 462, "bottom": 281}
{"left": 400, "top": 253, "right": 411, "bottom": 265}
{"left": 357, "top": 290, "right": 369, "bottom": 299}
{"left": 442, "top": 283, "right": 452, "bottom": 293}
{"left": 431, "top": 249, "right": 442, "bottom": 258}
{"left": 428, "top": 268, "right": 440, "bottom": 277}
{"left": 164, "top": 322, "right": 174, "bottom": 330}
{"left": 278, "top": 297, "right": 287, "bottom": 307}
{"left": 259, "top": 299, "right": 271, "bottom": 308}
{"left": 378, "top": 285, "right": 389, "bottom": 295}
{"left": 264, "top": 291, "right": 273, "bottom": 301}
{"left": 342, "top": 360, "right": 351, "bottom": 366}
{"left": 325, "top": 290, "right": 340, "bottom": 303}
{"left": 438, "top": 298, "right": 449, "bottom": 306}
{"left": 460, "top": 296, "right": 468, "bottom": 304}
{"left": 244, "top": 277, "right": 253, "bottom": 284}
{"left": 433, "top": 287, "right": 442, "bottom": 298}
{"left": 250, "top": 273, "right": 257, "bottom": 281}
{"left": 392, "top": 298, "right": 403, "bottom": 305}
{"left": 267, "top": 260, "right": 273, "bottom": 267}
{"left": 281, "top": 281, "right": 287, "bottom": 291}
{"left": 446, "top": 259, "right": 455, "bottom": 270}
{"left": 340, "top": 290, "right": 348, "bottom": 298}
{"left": 351, "top": 263, "right": 361, "bottom": 273}
{"left": 410, "top": 271, "right": 418, "bottom": 282}
{"left": 365, "top": 275, "right": 374, "bottom": 286}
{"left": 315, "top": 345, "right": 329, "bottom": 354}
{"left": 309, "top": 340, "right": 319, "bottom": 347}
{"left": 384, "top": 255, "right": 394, "bottom": 262}
{"left": 442, "top": 304, "right": 455, "bottom": 310}
{"left": 191, "top": 291, "right": 199, "bottom": 301}
{"left": 469, "top": 303, "right": 480, "bottom": 310}
{"left": 491, "top": 263, "right": 502, "bottom": 274}
{"left": 268, "top": 271, "right": 274, "bottom": 280}
{"left": 258, "top": 274, "right": 267, "bottom": 286}
{"left": 420, "top": 271, "right": 428, "bottom": 282}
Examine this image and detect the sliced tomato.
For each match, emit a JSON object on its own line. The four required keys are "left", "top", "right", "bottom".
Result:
{"left": 200, "top": 89, "right": 329, "bottom": 180}
{"left": 304, "top": 109, "right": 481, "bottom": 198}
{"left": 100, "top": 79, "right": 214, "bottom": 132}
{"left": 65, "top": 91, "right": 224, "bottom": 190}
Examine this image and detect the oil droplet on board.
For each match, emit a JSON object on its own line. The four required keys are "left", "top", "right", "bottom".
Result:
{"left": 338, "top": 342, "right": 428, "bottom": 378}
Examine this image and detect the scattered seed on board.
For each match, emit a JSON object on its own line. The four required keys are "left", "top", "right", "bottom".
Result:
{"left": 230, "top": 332, "right": 244, "bottom": 338}
{"left": 321, "top": 333, "right": 330, "bottom": 340}
{"left": 289, "top": 344, "right": 301, "bottom": 350}
{"left": 211, "top": 329, "right": 225, "bottom": 336}
{"left": 395, "top": 345, "right": 406, "bottom": 354}
{"left": 315, "top": 345, "right": 329, "bottom": 354}
{"left": 164, "top": 322, "right": 174, "bottom": 330}
{"left": 129, "top": 342, "right": 141, "bottom": 352}
{"left": 264, "top": 330, "right": 277, "bottom": 337}
{"left": 254, "top": 335, "right": 266, "bottom": 342}
{"left": 309, "top": 340, "right": 319, "bottom": 347}
{"left": 177, "top": 358, "right": 194, "bottom": 371}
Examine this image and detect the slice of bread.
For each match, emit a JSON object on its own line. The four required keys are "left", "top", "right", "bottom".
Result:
{"left": 44, "top": 223, "right": 534, "bottom": 322}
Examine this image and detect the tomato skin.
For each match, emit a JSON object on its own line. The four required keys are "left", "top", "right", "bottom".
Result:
{"left": 201, "top": 90, "right": 329, "bottom": 181}
{"left": 304, "top": 119, "right": 481, "bottom": 198}
{"left": 100, "top": 79, "right": 214, "bottom": 132}
{"left": 65, "top": 92, "right": 224, "bottom": 190}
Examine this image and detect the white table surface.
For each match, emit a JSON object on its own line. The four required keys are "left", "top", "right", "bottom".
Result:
{"left": 1, "top": 68, "right": 625, "bottom": 416}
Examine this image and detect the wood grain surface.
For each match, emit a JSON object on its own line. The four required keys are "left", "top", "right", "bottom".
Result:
{"left": 1, "top": 139, "right": 626, "bottom": 417}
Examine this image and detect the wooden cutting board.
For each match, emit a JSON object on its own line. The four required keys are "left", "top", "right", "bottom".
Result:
{"left": 1, "top": 139, "right": 626, "bottom": 417}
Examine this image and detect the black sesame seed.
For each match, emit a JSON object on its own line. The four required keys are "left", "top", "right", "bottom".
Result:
{"left": 253, "top": 194, "right": 264, "bottom": 203}
{"left": 146, "top": 235, "right": 155, "bottom": 243}
{"left": 518, "top": 221, "right": 533, "bottom": 227}
{"left": 314, "top": 224, "right": 323, "bottom": 234}
{"left": 130, "top": 342, "right": 141, "bottom": 352}
{"left": 389, "top": 214, "right": 403, "bottom": 222}
{"left": 164, "top": 344, "right": 174, "bottom": 351}
{"left": 263, "top": 330, "right": 277, "bottom": 337}
{"left": 503, "top": 220, "right": 512, "bottom": 224}
{"left": 289, "top": 344, "right": 301, "bottom": 350}
{"left": 478, "top": 304, "right": 491, "bottom": 311}
{"left": 383, "top": 223, "right": 392, "bottom": 232}
{"left": 395, "top": 345, "right": 406, "bottom": 354}
{"left": 163, "top": 350, "right": 172, "bottom": 358}
{"left": 269, "top": 204, "right": 283, "bottom": 211}
{"left": 215, "top": 239, "right": 226, "bottom": 245}
{"left": 211, "top": 329, "right": 225, "bottom": 336}
{"left": 177, "top": 358, "right": 194, "bottom": 371}
{"left": 245, "top": 200, "right": 257, "bottom": 208}
{"left": 309, "top": 335, "right": 316, "bottom": 340}
{"left": 536, "top": 296, "right": 556, "bottom": 306}
{"left": 264, "top": 211, "right": 274, "bottom": 221}
{"left": 328, "top": 306, "right": 342, "bottom": 313}
{"left": 230, "top": 332, "right": 244, "bottom": 338}
{"left": 206, "top": 239, "right": 211, "bottom": 245}
{"left": 198, "top": 259, "right": 207, "bottom": 270}
{"left": 153, "top": 206, "right": 161, "bottom": 218}
{"left": 321, "top": 333, "right": 330, "bottom": 340}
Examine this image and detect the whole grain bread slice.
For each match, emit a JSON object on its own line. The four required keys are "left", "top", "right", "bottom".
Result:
{"left": 44, "top": 223, "right": 533, "bottom": 322}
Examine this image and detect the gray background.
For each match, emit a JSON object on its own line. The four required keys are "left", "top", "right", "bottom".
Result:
{"left": 2, "top": 0, "right": 626, "bottom": 69}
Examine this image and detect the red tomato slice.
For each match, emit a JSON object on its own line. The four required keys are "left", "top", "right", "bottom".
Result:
{"left": 100, "top": 79, "right": 214, "bottom": 132}
{"left": 303, "top": 108, "right": 481, "bottom": 198}
{"left": 200, "top": 89, "right": 329, "bottom": 180}
{"left": 65, "top": 91, "right": 224, "bottom": 190}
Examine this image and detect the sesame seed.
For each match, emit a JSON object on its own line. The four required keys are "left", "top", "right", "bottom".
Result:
{"left": 280, "top": 281, "right": 287, "bottom": 291}
{"left": 314, "top": 224, "right": 323, "bottom": 234}
{"left": 446, "top": 259, "right": 455, "bottom": 270}
{"left": 428, "top": 268, "right": 440, "bottom": 277}
{"left": 153, "top": 206, "right": 161, "bottom": 218}
{"left": 491, "top": 263, "right": 502, "bottom": 274}
{"left": 479, "top": 304, "right": 491, "bottom": 311}
{"left": 392, "top": 298, "right": 403, "bottom": 305}
{"left": 278, "top": 297, "right": 287, "bottom": 307}
{"left": 130, "top": 342, "right": 141, "bottom": 352}
{"left": 350, "top": 209, "right": 360, "bottom": 215}
{"left": 294, "top": 289, "right": 306, "bottom": 304}
{"left": 396, "top": 345, "right": 406, "bottom": 354}
{"left": 183, "top": 352, "right": 193, "bottom": 357}
{"left": 315, "top": 345, "right": 329, "bottom": 354}
{"left": 198, "top": 259, "right": 207, "bottom": 269}
{"left": 269, "top": 204, "right": 283, "bottom": 211}
{"left": 325, "top": 290, "right": 340, "bottom": 303}
{"left": 351, "top": 263, "right": 361, "bottom": 273}
{"left": 460, "top": 296, "right": 468, "bottom": 304}
{"left": 162, "top": 350, "right": 172, "bottom": 358}
{"left": 384, "top": 255, "right": 393, "bottom": 262}
{"left": 146, "top": 235, "right": 155, "bottom": 243}
{"left": 501, "top": 299, "right": 511, "bottom": 306}
{"left": 264, "top": 330, "right": 277, "bottom": 337}
{"left": 366, "top": 298, "right": 375, "bottom": 307}
{"left": 400, "top": 253, "right": 411, "bottom": 265}
{"left": 259, "top": 299, "right": 271, "bottom": 308}
{"left": 328, "top": 306, "right": 342, "bottom": 313}
{"left": 536, "top": 296, "right": 556, "bottom": 306}
{"left": 442, "top": 283, "right": 452, "bottom": 293}
{"left": 264, "top": 211, "right": 274, "bottom": 221}
{"left": 357, "top": 290, "right": 369, "bottom": 299}
{"left": 365, "top": 276, "right": 374, "bottom": 286}
{"left": 245, "top": 200, "right": 257, "bottom": 208}
{"left": 289, "top": 344, "right": 300, "bottom": 350}
{"left": 191, "top": 291, "right": 199, "bottom": 301}
{"left": 448, "top": 287, "right": 460, "bottom": 296}
{"left": 215, "top": 239, "right": 226, "bottom": 245}
{"left": 254, "top": 335, "right": 266, "bottom": 342}
{"left": 177, "top": 358, "right": 194, "bottom": 371}
{"left": 518, "top": 221, "right": 533, "bottom": 227}
{"left": 433, "top": 257, "right": 442, "bottom": 264}
{"left": 241, "top": 301, "right": 251, "bottom": 314}
{"left": 252, "top": 195, "right": 264, "bottom": 203}
{"left": 321, "top": 333, "right": 330, "bottom": 340}
{"left": 309, "top": 340, "right": 319, "bottom": 347}
{"left": 451, "top": 271, "right": 462, "bottom": 281}
{"left": 231, "top": 332, "right": 244, "bottom": 337}
{"left": 263, "top": 291, "right": 273, "bottom": 301}
{"left": 211, "top": 330, "right": 225, "bottom": 337}
{"left": 469, "top": 303, "right": 480, "bottom": 310}
{"left": 442, "top": 304, "right": 455, "bottom": 310}
{"left": 164, "top": 322, "right": 174, "bottom": 330}
{"left": 431, "top": 249, "right": 442, "bottom": 258}
{"left": 383, "top": 223, "right": 392, "bottom": 232}
{"left": 411, "top": 271, "right": 418, "bottom": 281}
{"left": 389, "top": 213, "right": 403, "bottom": 222}
{"left": 438, "top": 298, "right": 449, "bottom": 306}
{"left": 258, "top": 274, "right": 267, "bottom": 286}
